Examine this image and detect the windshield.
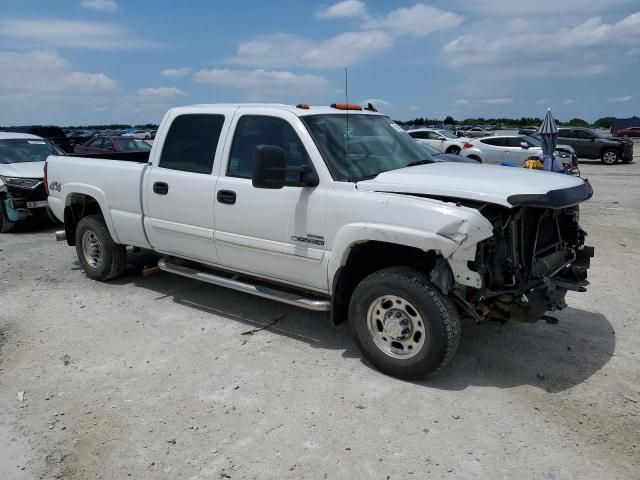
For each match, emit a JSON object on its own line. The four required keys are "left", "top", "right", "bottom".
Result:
{"left": 0, "top": 139, "right": 59, "bottom": 164}
{"left": 302, "top": 114, "right": 431, "bottom": 181}
{"left": 523, "top": 135, "right": 542, "bottom": 147}
{"left": 114, "top": 138, "right": 151, "bottom": 151}
{"left": 416, "top": 142, "right": 441, "bottom": 156}
{"left": 438, "top": 130, "right": 458, "bottom": 139}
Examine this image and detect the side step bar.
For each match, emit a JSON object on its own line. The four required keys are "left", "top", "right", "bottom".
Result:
{"left": 157, "top": 257, "right": 331, "bottom": 312}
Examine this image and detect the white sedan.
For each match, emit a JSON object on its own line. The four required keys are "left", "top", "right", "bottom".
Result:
{"left": 407, "top": 128, "right": 469, "bottom": 155}
{"left": 460, "top": 135, "right": 547, "bottom": 164}
{"left": 122, "top": 129, "right": 151, "bottom": 140}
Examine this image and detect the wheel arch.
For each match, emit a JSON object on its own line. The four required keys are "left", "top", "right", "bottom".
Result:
{"left": 330, "top": 240, "right": 455, "bottom": 325}
{"left": 63, "top": 191, "right": 119, "bottom": 246}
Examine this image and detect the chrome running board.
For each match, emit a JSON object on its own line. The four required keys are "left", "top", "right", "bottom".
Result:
{"left": 157, "top": 256, "right": 331, "bottom": 312}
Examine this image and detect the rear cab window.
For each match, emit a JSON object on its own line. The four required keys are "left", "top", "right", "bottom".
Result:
{"left": 159, "top": 114, "right": 225, "bottom": 174}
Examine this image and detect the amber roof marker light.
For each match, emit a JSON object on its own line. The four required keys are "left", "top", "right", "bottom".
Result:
{"left": 296, "top": 103, "right": 310, "bottom": 109}
{"left": 330, "top": 103, "right": 363, "bottom": 111}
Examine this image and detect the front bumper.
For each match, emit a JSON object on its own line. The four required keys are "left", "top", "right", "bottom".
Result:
{"left": 2, "top": 182, "right": 48, "bottom": 221}
{"left": 622, "top": 143, "right": 634, "bottom": 161}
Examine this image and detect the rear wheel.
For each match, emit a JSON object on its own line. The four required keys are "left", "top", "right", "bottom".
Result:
{"left": 600, "top": 149, "right": 619, "bottom": 165}
{"left": 446, "top": 146, "right": 461, "bottom": 155}
{"left": 75, "top": 214, "right": 126, "bottom": 281}
{"left": 349, "top": 267, "right": 460, "bottom": 380}
{"left": 0, "top": 199, "right": 16, "bottom": 233}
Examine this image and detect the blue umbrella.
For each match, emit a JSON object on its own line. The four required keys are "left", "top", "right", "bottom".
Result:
{"left": 538, "top": 108, "right": 562, "bottom": 172}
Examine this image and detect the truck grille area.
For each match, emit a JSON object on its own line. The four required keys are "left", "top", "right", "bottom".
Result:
{"left": 475, "top": 205, "right": 583, "bottom": 293}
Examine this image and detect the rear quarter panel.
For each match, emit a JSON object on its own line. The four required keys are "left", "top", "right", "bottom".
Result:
{"left": 46, "top": 155, "right": 150, "bottom": 247}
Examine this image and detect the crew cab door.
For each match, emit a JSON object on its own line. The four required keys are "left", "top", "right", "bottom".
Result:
{"left": 213, "top": 108, "right": 328, "bottom": 291}
{"left": 144, "top": 110, "right": 233, "bottom": 262}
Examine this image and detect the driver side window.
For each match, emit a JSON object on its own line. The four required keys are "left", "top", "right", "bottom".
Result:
{"left": 228, "top": 115, "right": 312, "bottom": 184}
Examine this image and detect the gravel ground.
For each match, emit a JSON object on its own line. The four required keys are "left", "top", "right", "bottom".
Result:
{"left": 1, "top": 155, "right": 639, "bottom": 479}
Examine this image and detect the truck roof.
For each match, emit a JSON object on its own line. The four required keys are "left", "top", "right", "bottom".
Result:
{"left": 179, "top": 103, "right": 385, "bottom": 117}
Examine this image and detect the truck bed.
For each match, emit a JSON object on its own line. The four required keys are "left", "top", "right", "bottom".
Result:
{"left": 66, "top": 151, "right": 151, "bottom": 163}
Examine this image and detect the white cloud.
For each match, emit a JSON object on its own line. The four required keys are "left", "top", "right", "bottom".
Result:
{"left": 316, "top": 0, "right": 366, "bottom": 19}
{"left": 0, "top": 50, "right": 116, "bottom": 92}
{"left": 564, "top": 99, "right": 575, "bottom": 104}
{"left": 301, "top": 31, "right": 393, "bottom": 68}
{"left": 161, "top": 67, "right": 193, "bottom": 77}
{"left": 455, "top": 99, "right": 469, "bottom": 104}
{"left": 360, "top": 98, "right": 391, "bottom": 107}
{"left": 608, "top": 95, "right": 633, "bottom": 102}
{"left": 483, "top": 98, "right": 513, "bottom": 104}
{"left": 536, "top": 99, "right": 548, "bottom": 105}
{"left": 0, "top": 18, "right": 159, "bottom": 49}
{"left": 194, "top": 68, "right": 329, "bottom": 100}
{"left": 138, "top": 87, "right": 185, "bottom": 97}
{"left": 79, "top": 0, "right": 117, "bottom": 12}
{"left": 232, "top": 31, "right": 392, "bottom": 68}
{"left": 363, "top": 4, "right": 463, "bottom": 37}
{"left": 409, "top": 105, "right": 420, "bottom": 111}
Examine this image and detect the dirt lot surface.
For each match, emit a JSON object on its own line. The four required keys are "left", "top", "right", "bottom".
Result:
{"left": 1, "top": 157, "right": 639, "bottom": 479}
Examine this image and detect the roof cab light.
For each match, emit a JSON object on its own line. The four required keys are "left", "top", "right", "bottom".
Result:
{"left": 330, "top": 103, "right": 362, "bottom": 111}
{"left": 463, "top": 142, "right": 474, "bottom": 149}
{"left": 296, "top": 103, "right": 310, "bottom": 109}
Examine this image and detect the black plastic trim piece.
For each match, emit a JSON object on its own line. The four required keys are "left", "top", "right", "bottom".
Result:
{"left": 507, "top": 182, "right": 593, "bottom": 208}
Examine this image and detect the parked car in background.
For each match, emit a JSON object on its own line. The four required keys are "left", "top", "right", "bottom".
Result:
{"left": 461, "top": 135, "right": 576, "bottom": 165}
{"left": 464, "top": 127, "right": 493, "bottom": 138}
{"left": 557, "top": 128, "right": 633, "bottom": 164}
{"left": 615, "top": 127, "right": 640, "bottom": 138}
{"left": 0, "top": 132, "right": 64, "bottom": 232}
{"left": 518, "top": 126, "right": 539, "bottom": 135}
{"left": 3, "top": 126, "right": 73, "bottom": 153}
{"left": 415, "top": 141, "right": 480, "bottom": 163}
{"left": 74, "top": 136, "right": 152, "bottom": 155}
{"left": 123, "top": 129, "right": 152, "bottom": 140}
{"left": 407, "top": 128, "right": 469, "bottom": 154}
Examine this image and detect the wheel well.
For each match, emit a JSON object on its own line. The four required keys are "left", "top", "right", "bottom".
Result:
{"left": 331, "top": 241, "right": 443, "bottom": 325}
{"left": 600, "top": 147, "right": 621, "bottom": 157}
{"left": 446, "top": 145, "right": 460, "bottom": 153}
{"left": 63, "top": 193, "right": 103, "bottom": 246}
{"left": 467, "top": 155, "right": 481, "bottom": 162}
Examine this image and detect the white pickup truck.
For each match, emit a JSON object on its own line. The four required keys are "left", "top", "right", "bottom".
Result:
{"left": 46, "top": 103, "right": 594, "bottom": 379}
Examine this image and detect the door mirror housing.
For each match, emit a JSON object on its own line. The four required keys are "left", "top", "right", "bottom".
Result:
{"left": 520, "top": 142, "right": 530, "bottom": 149}
{"left": 253, "top": 145, "right": 286, "bottom": 189}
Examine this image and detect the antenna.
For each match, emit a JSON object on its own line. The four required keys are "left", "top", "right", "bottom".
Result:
{"left": 345, "top": 67, "right": 350, "bottom": 180}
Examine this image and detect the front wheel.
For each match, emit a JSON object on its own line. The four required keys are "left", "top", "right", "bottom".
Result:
{"left": 75, "top": 214, "right": 126, "bottom": 281}
{"left": 0, "top": 199, "right": 15, "bottom": 233}
{"left": 349, "top": 267, "right": 460, "bottom": 380}
{"left": 600, "top": 149, "right": 619, "bottom": 165}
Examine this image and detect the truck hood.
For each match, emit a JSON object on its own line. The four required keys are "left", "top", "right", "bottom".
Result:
{"left": 0, "top": 161, "right": 45, "bottom": 179}
{"left": 356, "top": 162, "right": 591, "bottom": 208}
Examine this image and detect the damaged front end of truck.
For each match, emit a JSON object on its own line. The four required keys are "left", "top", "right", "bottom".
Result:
{"left": 450, "top": 183, "right": 595, "bottom": 323}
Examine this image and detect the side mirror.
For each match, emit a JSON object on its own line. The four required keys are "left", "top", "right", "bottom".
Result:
{"left": 252, "top": 145, "right": 286, "bottom": 189}
{"left": 520, "top": 142, "right": 530, "bottom": 149}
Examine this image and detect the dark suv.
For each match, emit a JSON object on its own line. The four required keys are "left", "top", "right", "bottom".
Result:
{"left": 557, "top": 128, "right": 633, "bottom": 165}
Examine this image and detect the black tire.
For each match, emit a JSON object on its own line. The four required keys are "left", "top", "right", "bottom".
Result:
{"left": 348, "top": 267, "right": 460, "bottom": 380}
{"left": 75, "top": 214, "right": 126, "bottom": 281}
{"left": 600, "top": 149, "right": 619, "bottom": 165}
{"left": 446, "top": 146, "right": 461, "bottom": 155}
{"left": 0, "top": 199, "right": 16, "bottom": 233}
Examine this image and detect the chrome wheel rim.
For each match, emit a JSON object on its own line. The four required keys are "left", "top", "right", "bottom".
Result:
{"left": 450, "top": 147, "right": 460, "bottom": 155}
{"left": 82, "top": 230, "right": 103, "bottom": 268}
{"left": 366, "top": 295, "right": 427, "bottom": 359}
{"left": 603, "top": 151, "right": 617, "bottom": 164}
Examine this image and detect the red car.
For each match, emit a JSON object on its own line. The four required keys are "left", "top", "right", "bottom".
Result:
{"left": 74, "top": 136, "right": 151, "bottom": 154}
{"left": 616, "top": 127, "right": 640, "bottom": 138}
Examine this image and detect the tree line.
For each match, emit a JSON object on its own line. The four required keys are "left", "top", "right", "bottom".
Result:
{"left": 395, "top": 116, "right": 615, "bottom": 129}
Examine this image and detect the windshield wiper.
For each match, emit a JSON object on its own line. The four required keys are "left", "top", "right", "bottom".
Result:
{"left": 405, "top": 159, "right": 434, "bottom": 168}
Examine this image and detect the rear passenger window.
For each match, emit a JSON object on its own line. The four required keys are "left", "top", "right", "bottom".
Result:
{"left": 480, "top": 138, "right": 505, "bottom": 146}
{"left": 558, "top": 129, "right": 572, "bottom": 138}
{"left": 227, "top": 115, "right": 312, "bottom": 184}
{"left": 158, "top": 114, "right": 224, "bottom": 174}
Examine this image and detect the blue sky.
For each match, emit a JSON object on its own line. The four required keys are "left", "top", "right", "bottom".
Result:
{"left": 0, "top": 0, "right": 638, "bottom": 125}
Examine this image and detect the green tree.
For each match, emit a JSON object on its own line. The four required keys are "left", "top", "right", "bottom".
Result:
{"left": 568, "top": 118, "right": 589, "bottom": 127}
{"left": 443, "top": 115, "right": 455, "bottom": 125}
{"left": 593, "top": 117, "right": 615, "bottom": 129}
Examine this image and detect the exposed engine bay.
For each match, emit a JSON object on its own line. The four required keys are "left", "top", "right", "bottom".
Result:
{"left": 457, "top": 203, "right": 594, "bottom": 322}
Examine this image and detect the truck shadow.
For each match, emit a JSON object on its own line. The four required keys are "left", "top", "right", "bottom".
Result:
{"left": 112, "top": 251, "right": 615, "bottom": 393}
